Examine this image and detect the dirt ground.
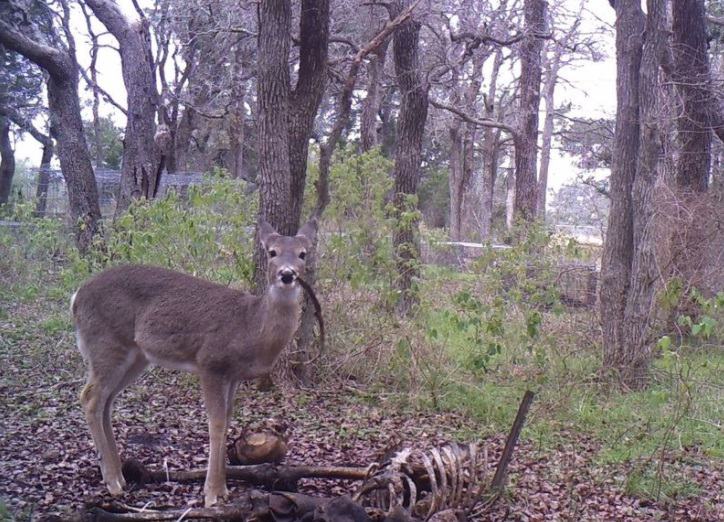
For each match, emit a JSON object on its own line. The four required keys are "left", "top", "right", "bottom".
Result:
{"left": 0, "top": 361, "right": 721, "bottom": 521}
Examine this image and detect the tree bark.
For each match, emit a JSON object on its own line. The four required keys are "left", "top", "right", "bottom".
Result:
{"left": 256, "top": 0, "right": 294, "bottom": 238}
{"left": 34, "top": 137, "right": 54, "bottom": 217}
{"left": 449, "top": 121, "right": 464, "bottom": 240}
{"left": 0, "top": 116, "right": 14, "bottom": 205}
{"left": 513, "top": 0, "right": 546, "bottom": 223}
{"left": 361, "top": 44, "right": 389, "bottom": 152}
{"left": 536, "top": 46, "right": 562, "bottom": 219}
{"left": 0, "top": 19, "right": 102, "bottom": 251}
{"left": 360, "top": 7, "right": 390, "bottom": 152}
{"left": 85, "top": 0, "right": 162, "bottom": 218}
{"left": 599, "top": 0, "right": 645, "bottom": 386}
{"left": 672, "top": 0, "right": 712, "bottom": 192}
{"left": 287, "top": 0, "right": 330, "bottom": 228}
{"left": 480, "top": 51, "right": 503, "bottom": 240}
{"left": 505, "top": 169, "right": 515, "bottom": 231}
{"left": 615, "top": 0, "right": 668, "bottom": 388}
{"left": 390, "top": 0, "right": 429, "bottom": 315}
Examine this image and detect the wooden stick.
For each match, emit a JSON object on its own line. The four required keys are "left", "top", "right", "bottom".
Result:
{"left": 123, "top": 460, "right": 371, "bottom": 488}
{"left": 297, "top": 276, "right": 325, "bottom": 354}
{"left": 490, "top": 390, "right": 535, "bottom": 494}
{"left": 87, "top": 499, "right": 253, "bottom": 521}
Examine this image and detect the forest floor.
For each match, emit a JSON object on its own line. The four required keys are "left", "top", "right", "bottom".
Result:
{"left": 1, "top": 292, "right": 722, "bottom": 521}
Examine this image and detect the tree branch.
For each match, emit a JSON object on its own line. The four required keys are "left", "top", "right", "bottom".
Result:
{"left": 314, "top": 0, "right": 422, "bottom": 215}
{"left": 0, "top": 20, "right": 68, "bottom": 79}
{"left": 0, "top": 105, "right": 52, "bottom": 146}
{"left": 83, "top": 0, "right": 131, "bottom": 39}
{"left": 78, "top": 66, "right": 128, "bottom": 114}
{"left": 429, "top": 98, "right": 517, "bottom": 136}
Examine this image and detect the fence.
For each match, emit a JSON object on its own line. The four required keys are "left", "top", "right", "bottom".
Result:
{"left": 24, "top": 168, "right": 208, "bottom": 218}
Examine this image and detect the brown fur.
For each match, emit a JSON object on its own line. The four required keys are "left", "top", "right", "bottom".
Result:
{"left": 73, "top": 219, "right": 317, "bottom": 507}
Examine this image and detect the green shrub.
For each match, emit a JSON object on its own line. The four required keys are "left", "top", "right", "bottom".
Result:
{"left": 68, "top": 171, "right": 257, "bottom": 288}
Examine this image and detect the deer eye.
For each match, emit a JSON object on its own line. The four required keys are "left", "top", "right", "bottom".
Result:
{"left": 299, "top": 251, "right": 306, "bottom": 260}
{"left": 268, "top": 249, "right": 277, "bottom": 258}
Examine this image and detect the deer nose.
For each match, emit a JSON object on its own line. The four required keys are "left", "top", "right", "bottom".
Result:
{"left": 279, "top": 267, "right": 297, "bottom": 285}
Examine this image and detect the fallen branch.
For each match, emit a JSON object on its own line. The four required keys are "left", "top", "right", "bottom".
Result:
{"left": 86, "top": 492, "right": 368, "bottom": 522}
{"left": 85, "top": 501, "right": 252, "bottom": 521}
{"left": 123, "top": 460, "right": 371, "bottom": 490}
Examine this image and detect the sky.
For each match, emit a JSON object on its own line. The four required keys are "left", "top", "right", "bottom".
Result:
{"left": 13, "top": 1, "right": 617, "bottom": 197}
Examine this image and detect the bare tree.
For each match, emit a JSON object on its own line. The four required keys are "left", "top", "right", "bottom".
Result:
{"left": 389, "top": 0, "right": 429, "bottom": 314}
{"left": 480, "top": 50, "right": 504, "bottom": 239}
{"left": 0, "top": 3, "right": 101, "bottom": 251}
{"left": 536, "top": 2, "right": 594, "bottom": 218}
{"left": 514, "top": 0, "right": 546, "bottom": 223}
{"left": 360, "top": 5, "right": 390, "bottom": 152}
{"left": 84, "top": 0, "right": 163, "bottom": 216}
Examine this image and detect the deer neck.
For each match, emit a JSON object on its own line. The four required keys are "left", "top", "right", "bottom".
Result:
{"left": 255, "top": 284, "right": 302, "bottom": 353}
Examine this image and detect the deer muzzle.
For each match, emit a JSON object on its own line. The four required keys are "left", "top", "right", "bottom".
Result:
{"left": 278, "top": 268, "right": 297, "bottom": 285}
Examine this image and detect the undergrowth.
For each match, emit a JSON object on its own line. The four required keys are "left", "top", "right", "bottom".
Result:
{"left": 1, "top": 155, "right": 722, "bottom": 506}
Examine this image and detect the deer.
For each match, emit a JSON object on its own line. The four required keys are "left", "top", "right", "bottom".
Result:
{"left": 71, "top": 219, "right": 317, "bottom": 507}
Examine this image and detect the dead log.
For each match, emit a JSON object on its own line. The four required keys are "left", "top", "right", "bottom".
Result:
{"left": 122, "top": 459, "right": 371, "bottom": 491}
{"left": 83, "top": 492, "right": 373, "bottom": 522}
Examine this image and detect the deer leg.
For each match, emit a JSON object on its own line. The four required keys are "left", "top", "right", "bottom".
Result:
{"left": 201, "top": 376, "right": 230, "bottom": 507}
{"left": 101, "top": 352, "right": 149, "bottom": 492}
{"left": 79, "top": 339, "right": 140, "bottom": 496}
{"left": 80, "top": 375, "right": 124, "bottom": 495}
{"left": 226, "top": 380, "right": 239, "bottom": 427}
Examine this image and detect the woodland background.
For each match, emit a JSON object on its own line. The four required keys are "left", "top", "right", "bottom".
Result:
{"left": 0, "top": 0, "right": 722, "bottom": 519}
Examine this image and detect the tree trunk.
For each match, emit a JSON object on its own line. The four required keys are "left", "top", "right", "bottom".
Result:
{"left": 514, "top": 0, "right": 546, "bottom": 223}
{"left": 505, "top": 170, "right": 515, "bottom": 231}
{"left": 48, "top": 73, "right": 103, "bottom": 249}
{"left": 537, "top": 49, "right": 561, "bottom": 219}
{"left": 360, "top": 42, "right": 388, "bottom": 152}
{"left": 85, "top": 0, "right": 162, "bottom": 218}
{"left": 230, "top": 46, "right": 248, "bottom": 180}
{"left": 34, "top": 138, "right": 54, "bottom": 217}
{"left": 0, "top": 116, "right": 14, "bottom": 205}
{"left": 379, "top": 87, "right": 397, "bottom": 158}
{"left": 0, "top": 20, "right": 102, "bottom": 251}
{"left": 480, "top": 51, "right": 503, "bottom": 240}
{"left": 256, "top": 0, "right": 294, "bottom": 234}
{"left": 616, "top": 0, "right": 668, "bottom": 388}
{"left": 390, "top": 0, "right": 428, "bottom": 315}
{"left": 360, "top": 5, "right": 390, "bottom": 153}
{"left": 599, "top": 0, "right": 645, "bottom": 385}
{"left": 672, "top": 0, "right": 711, "bottom": 192}
{"left": 287, "top": 0, "right": 330, "bottom": 229}
{"left": 448, "top": 122, "right": 464, "bottom": 240}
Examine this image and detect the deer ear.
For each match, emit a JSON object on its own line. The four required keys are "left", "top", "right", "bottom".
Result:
{"left": 259, "top": 221, "right": 278, "bottom": 249}
{"left": 296, "top": 217, "right": 318, "bottom": 244}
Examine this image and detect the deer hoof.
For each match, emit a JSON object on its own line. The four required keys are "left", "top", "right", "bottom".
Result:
{"left": 204, "top": 486, "right": 229, "bottom": 507}
{"left": 106, "top": 477, "right": 125, "bottom": 496}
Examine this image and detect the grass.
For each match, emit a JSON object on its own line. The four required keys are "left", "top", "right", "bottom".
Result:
{"left": 1, "top": 200, "right": 722, "bottom": 514}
